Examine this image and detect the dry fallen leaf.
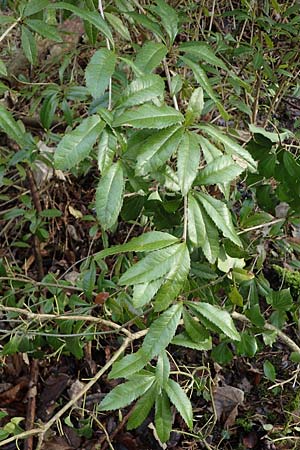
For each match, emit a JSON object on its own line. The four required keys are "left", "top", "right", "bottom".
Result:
{"left": 213, "top": 384, "right": 244, "bottom": 428}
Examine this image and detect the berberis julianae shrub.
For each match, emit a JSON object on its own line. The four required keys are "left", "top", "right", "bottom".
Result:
{"left": 1, "top": 0, "right": 300, "bottom": 444}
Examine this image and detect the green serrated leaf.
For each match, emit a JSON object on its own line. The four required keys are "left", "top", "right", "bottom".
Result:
{"left": 40, "top": 94, "right": 58, "bottom": 130}
{"left": 132, "top": 278, "right": 165, "bottom": 308}
{"left": 96, "top": 160, "right": 124, "bottom": 230}
{"left": 142, "top": 303, "right": 183, "bottom": 359}
{"left": 25, "top": 19, "right": 63, "bottom": 42}
{"left": 99, "top": 375, "right": 155, "bottom": 411}
{"left": 187, "top": 87, "right": 204, "bottom": 119}
{"left": 183, "top": 310, "right": 210, "bottom": 343}
{"left": 129, "top": 12, "right": 164, "bottom": 41}
{"left": 95, "top": 231, "right": 179, "bottom": 262}
{"left": 188, "top": 302, "right": 240, "bottom": 341}
{"left": 85, "top": 49, "right": 117, "bottom": 99}
{"left": 177, "top": 131, "right": 200, "bottom": 195}
{"left": 136, "top": 126, "right": 184, "bottom": 176}
{"left": 113, "top": 104, "right": 183, "bottom": 129}
{"left": 127, "top": 383, "right": 157, "bottom": 429}
{"left": 119, "top": 243, "right": 184, "bottom": 285}
{"left": 117, "top": 74, "right": 165, "bottom": 109}
{"left": 195, "top": 156, "right": 244, "bottom": 185}
{"left": 198, "top": 124, "right": 257, "bottom": 172}
{"left": 154, "top": 243, "right": 190, "bottom": 311}
{"left": 156, "top": 351, "right": 170, "bottom": 390}
{"left": 23, "top": 0, "right": 49, "bottom": 16}
{"left": 155, "top": 391, "right": 172, "bottom": 443}
{"left": 195, "top": 192, "right": 242, "bottom": 247}
{"left": 263, "top": 360, "right": 276, "bottom": 382}
{"left": 135, "top": 42, "right": 168, "bottom": 73}
{"left": 54, "top": 115, "right": 104, "bottom": 170}
{"left": 49, "top": 2, "right": 113, "bottom": 46}
{"left": 0, "top": 104, "right": 25, "bottom": 146}
{"left": 109, "top": 349, "right": 148, "bottom": 379}
{"left": 179, "top": 42, "right": 228, "bottom": 70}
{"left": 21, "top": 26, "right": 37, "bottom": 65}
{"left": 188, "top": 194, "right": 220, "bottom": 263}
{"left": 105, "top": 12, "right": 131, "bottom": 41}
{"left": 165, "top": 378, "right": 193, "bottom": 429}
{"left": 153, "top": 0, "right": 178, "bottom": 44}
{"left": 97, "top": 129, "right": 116, "bottom": 175}
{"left": 181, "top": 56, "right": 229, "bottom": 120}
{"left": 0, "top": 59, "right": 7, "bottom": 76}
{"left": 172, "top": 331, "right": 212, "bottom": 350}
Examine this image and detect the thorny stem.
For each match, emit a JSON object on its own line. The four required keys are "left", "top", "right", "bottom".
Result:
{"left": 98, "top": 0, "right": 112, "bottom": 110}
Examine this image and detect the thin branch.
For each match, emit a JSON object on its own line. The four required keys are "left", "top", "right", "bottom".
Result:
{"left": 0, "top": 328, "right": 147, "bottom": 448}
{"left": 232, "top": 311, "right": 300, "bottom": 355}
{"left": 163, "top": 58, "right": 179, "bottom": 111}
{"left": 0, "top": 18, "right": 21, "bottom": 43}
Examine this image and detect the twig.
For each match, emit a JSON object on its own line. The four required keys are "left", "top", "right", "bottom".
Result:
{"left": 0, "top": 328, "right": 148, "bottom": 448}
{"left": 232, "top": 311, "right": 300, "bottom": 355}
{"left": 26, "top": 168, "right": 44, "bottom": 279}
{"left": 163, "top": 58, "right": 179, "bottom": 111}
{"left": 24, "top": 360, "right": 39, "bottom": 450}
{"left": 0, "top": 18, "right": 21, "bottom": 43}
{"left": 237, "top": 218, "right": 285, "bottom": 235}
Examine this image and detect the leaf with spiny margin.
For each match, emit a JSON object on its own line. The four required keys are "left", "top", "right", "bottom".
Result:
{"left": 165, "top": 379, "right": 193, "bottom": 429}
{"left": 85, "top": 49, "right": 116, "bottom": 99}
{"left": 0, "top": 104, "right": 25, "bottom": 146}
{"left": 136, "top": 126, "right": 184, "bottom": 176}
{"left": 127, "top": 383, "right": 157, "bottom": 430}
{"left": 99, "top": 375, "right": 155, "bottom": 411}
{"left": 117, "top": 74, "right": 165, "bottom": 109}
{"left": 181, "top": 56, "right": 229, "bottom": 120}
{"left": 113, "top": 104, "right": 183, "bottom": 129}
{"left": 119, "top": 243, "right": 184, "bottom": 285}
{"left": 195, "top": 192, "right": 242, "bottom": 247}
{"left": 188, "top": 194, "right": 219, "bottom": 263}
{"left": 96, "top": 160, "right": 124, "bottom": 230}
{"left": 195, "top": 155, "right": 244, "bottom": 185}
{"left": 155, "top": 391, "right": 172, "bottom": 443}
{"left": 141, "top": 303, "right": 183, "bottom": 359}
{"left": 135, "top": 42, "right": 168, "bottom": 73}
{"left": 177, "top": 131, "right": 200, "bottom": 195}
{"left": 188, "top": 301, "right": 240, "bottom": 341}
{"left": 198, "top": 124, "right": 257, "bottom": 172}
{"left": 132, "top": 278, "right": 165, "bottom": 308}
{"left": 54, "top": 115, "right": 104, "bottom": 170}
{"left": 179, "top": 42, "right": 228, "bottom": 71}
{"left": 109, "top": 349, "right": 148, "bottom": 380}
{"left": 154, "top": 243, "right": 190, "bottom": 312}
{"left": 94, "top": 231, "right": 179, "bottom": 262}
